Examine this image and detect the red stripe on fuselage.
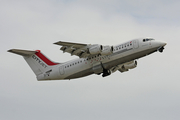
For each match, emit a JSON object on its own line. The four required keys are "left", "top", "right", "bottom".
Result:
{"left": 35, "top": 50, "right": 58, "bottom": 66}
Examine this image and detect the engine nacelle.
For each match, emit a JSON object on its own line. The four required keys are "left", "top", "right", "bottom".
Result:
{"left": 101, "top": 46, "right": 114, "bottom": 55}
{"left": 89, "top": 45, "right": 103, "bottom": 55}
{"left": 123, "top": 60, "right": 137, "bottom": 69}
{"left": 119, "top": 60, "right": 137, "bottom": 72}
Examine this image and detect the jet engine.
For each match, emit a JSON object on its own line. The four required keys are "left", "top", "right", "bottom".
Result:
{"left": 89, "top": 45, "right": 103, "bottom": 54}
{"left": 101, "top": 46, "right": 114, "bottom": 55}
{"left": 119, "top": 60, "right": 137, "bottom": 72}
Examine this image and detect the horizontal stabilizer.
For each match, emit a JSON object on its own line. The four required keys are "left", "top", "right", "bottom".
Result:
{"left": 8, "top": 49, "right": 36, "bottom": 56}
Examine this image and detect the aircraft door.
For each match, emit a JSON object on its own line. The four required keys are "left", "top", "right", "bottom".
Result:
{"left": 59, "top": 66, "right": 65, "bottom": 75}
{"left": 133, "top": 40, "right": 139, "bottom": 49}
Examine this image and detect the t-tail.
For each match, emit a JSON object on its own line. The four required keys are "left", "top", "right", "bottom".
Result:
{"left": 8, "top": 49, "right": 59, "bottom": 80}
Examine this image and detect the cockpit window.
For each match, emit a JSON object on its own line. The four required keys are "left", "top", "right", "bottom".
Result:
{"left": 143, "top": 38, "right": 155, "bottom": 42}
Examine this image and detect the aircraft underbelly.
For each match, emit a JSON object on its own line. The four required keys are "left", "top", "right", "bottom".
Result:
{"left": 103, "top": 47, "right": 158, "bottom": 70}
{"left": 65, "top": 68, "right": 94, "bottom": 79}
{"left": 65, "top": 47, "right": 158, "bottom": 79}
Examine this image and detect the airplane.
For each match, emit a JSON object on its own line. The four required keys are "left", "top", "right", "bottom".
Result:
{"left": 8, "top": 38, "right": 166, "bottom": 80}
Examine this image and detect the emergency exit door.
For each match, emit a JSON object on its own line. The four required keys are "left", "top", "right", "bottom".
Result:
{"left": 59, "top": 66, "right": 65, "bottom": 75}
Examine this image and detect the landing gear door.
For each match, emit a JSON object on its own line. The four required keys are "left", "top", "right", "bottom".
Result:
{"left": 92, "top": 62, "right": 103, "bottom": 74}
{"left": 133, "top": 40, "right": 139, "bottom": 49}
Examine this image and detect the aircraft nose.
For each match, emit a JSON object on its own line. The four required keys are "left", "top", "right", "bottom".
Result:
{"left": 156, "top": 41, "right": 167, "bottom": 53}
{"left": 158, "top": 41, "right": 167, "bottom": 47}
{"left": 161, "top": 42, "right": 167, "bottom": 46}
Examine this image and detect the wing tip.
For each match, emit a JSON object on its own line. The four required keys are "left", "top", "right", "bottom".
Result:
{"left": 7, "top": 49, "right": 13, "bottom": 52}
{"left": 53, "top": 41, "right": 61, "bottom": 45}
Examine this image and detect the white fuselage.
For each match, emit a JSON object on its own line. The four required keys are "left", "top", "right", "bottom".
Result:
{"left": 37, "top": 38, "right": 166, "bottom": 80}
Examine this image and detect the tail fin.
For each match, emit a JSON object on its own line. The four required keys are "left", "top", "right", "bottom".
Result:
{"left": 8, "top": 49, "right": 59, "bottom": 76}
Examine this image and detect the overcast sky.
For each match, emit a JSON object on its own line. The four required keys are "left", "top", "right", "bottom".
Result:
{"left": 1, "top": 0, "right": 180, "bottom": 120}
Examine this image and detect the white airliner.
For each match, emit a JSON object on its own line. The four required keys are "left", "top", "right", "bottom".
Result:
{"left": 8, "top": 38, "right": 166, "bottom": 80}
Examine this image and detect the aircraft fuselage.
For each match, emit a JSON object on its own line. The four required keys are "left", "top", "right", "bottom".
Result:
{"left": 36, "top": 38, "right": 166, "bottom": 80}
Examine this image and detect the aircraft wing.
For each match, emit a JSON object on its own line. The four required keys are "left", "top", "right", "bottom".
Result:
{"left": 54, "top": 41, "right": 114, "bottom": 58}
{"left": 54, "top": 41, "right": 87, "bottom": 48}
{"left": 54, "top": 41, "right": 92, "bottom": 58}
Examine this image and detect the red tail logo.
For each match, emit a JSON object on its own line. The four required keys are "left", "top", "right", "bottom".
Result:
{"left": 34, "top": 50, "right": 59, "bottom": 66}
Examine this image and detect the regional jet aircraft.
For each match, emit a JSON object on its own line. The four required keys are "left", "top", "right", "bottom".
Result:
{"left": 8, "top": 38, "right": 166, "bottom": 80}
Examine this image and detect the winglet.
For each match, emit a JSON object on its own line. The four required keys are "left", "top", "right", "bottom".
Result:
{"left": 8, "top": 49, "right": 37, "bottom": 56}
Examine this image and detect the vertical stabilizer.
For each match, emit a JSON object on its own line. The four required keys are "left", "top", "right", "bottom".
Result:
{"left": 8, "top": 49, "right": 59, "bottom": 76}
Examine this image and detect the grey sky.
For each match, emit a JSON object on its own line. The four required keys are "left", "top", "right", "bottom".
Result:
{"left": 1, "top": 0, "right": 180, "bottom": 120}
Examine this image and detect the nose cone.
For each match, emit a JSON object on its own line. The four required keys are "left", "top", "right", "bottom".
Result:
{"left": 157, "top": 41, "right": 167, "bottom": 47}
{"left": 162, "top": 42, "right": 167, "bottom": 46}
